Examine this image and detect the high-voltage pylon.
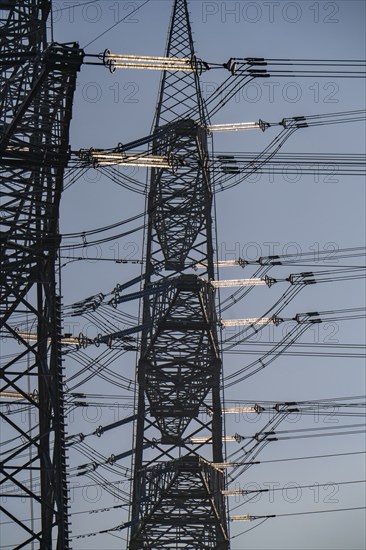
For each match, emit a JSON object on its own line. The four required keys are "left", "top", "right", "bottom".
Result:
{"left": 0, "top": 2, "right": 83, "bottom": 548}
{"left": 129, "top": 1, "right": 229, "bottom": 548}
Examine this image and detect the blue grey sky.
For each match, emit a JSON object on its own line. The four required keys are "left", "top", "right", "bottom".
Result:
{"left": 15, "top": 1, "right": 364, "bottom": 548}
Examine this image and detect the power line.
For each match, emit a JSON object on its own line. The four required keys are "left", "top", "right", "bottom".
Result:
{"left": 83, "top": 0, "right": 151, "bottom": 49}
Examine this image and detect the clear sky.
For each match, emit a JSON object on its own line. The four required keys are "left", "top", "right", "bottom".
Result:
{"left": 5, "top": 1, "right": 364, "bottom": 549}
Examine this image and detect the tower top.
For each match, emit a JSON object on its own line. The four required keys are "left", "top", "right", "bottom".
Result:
{"left": 154, "top": 0, "right": 206, "bottom": 126}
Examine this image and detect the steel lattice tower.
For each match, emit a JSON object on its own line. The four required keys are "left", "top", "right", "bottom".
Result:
{"left": 129, "top": 1, "right": 229, "bottom": 548}
{"left": 0, "top": 2, "right": 83, "bottom": 547}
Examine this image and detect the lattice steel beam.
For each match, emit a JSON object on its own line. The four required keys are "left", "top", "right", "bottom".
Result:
{"left": 129, "top": 1, "right": 229, "bottom": 548}
{"left": 0, "top": 2, "right": 83, "bottom": 548}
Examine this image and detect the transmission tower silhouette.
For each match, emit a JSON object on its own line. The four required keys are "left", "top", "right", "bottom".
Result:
{"left": 0, "top": 2, "right": 82, "bottom": 547}
{"left": 2, "top": 0, "right": 365, "bottom": 548}
{"left": 128, "top": 0, "right": 229, "bottom": 547}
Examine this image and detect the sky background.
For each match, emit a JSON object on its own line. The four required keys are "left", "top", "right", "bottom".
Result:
{"left": 58, "top": 1, "right": 365, "bottom": 548}
{"left": 2, "top": 1, "right": 365, "bottom": 549}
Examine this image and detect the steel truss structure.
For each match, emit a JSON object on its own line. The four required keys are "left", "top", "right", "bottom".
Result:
{"left": 129, "top": 1, "right": 229, "bottom": 548}
{"left": 0, "top": 1, "right": 83, "bottom": 547}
